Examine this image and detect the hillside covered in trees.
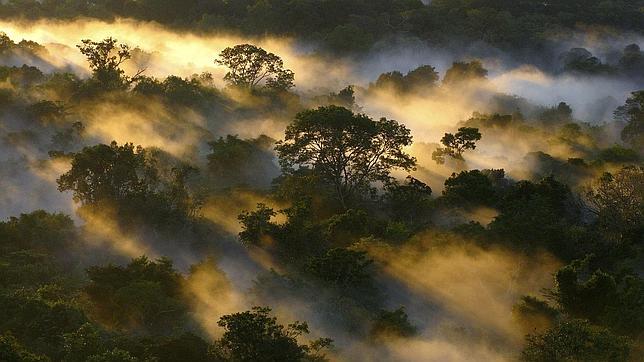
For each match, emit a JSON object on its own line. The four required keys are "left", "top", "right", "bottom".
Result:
{"left": 0, "top": 3, "right": 642, "bottom": 362}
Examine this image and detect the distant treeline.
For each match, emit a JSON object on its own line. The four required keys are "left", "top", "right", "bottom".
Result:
{"left": 0, "top": 0, "right": 642, "bottom": 53}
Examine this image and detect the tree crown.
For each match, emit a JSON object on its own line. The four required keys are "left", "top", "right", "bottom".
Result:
{"left": 216, "top": 44, "right": 294, "bottom": 91}
{"left": 275, "top": 105, "right": 416, "bottom": 207}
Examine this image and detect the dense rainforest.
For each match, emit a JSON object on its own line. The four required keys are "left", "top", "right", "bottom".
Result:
{"left": 0, "top": 0, "right": 643, "bottom": 55}
{"left": 0, "top": 2, "right": 642, "bottom": 362}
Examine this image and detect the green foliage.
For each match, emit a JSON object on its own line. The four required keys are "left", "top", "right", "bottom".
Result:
{"left": 324, "top": 23, "right": 375, "bottom": 53}
{"left": 315, "top": 85, "right": 358, "bottom": 110}
{"left": 373, "top": 65, "right": 439, "bottom": 93}
{"left": 77, "top": 38, "right": 142, "bottom": 92}
{"left": 0, "top": 5, "right": 642, "bottom": 360}
{"left": 216, "top": 44, "right": 294, "bottom": 91}
{"left": 539, "top": 102, "right": 573, "bottom": 125}
{"left": 551, "top": 256, "right": 644, "bottom": 335}
{"left": 0, "top": 333, "right": 48, "bottom": 362}
{"left": 26, "top": 100, "right": 66, "bottom": 124}
{"left": 84, "top": 256, "right": 187, "bottom": 332}
{"left": 331, "top": 85, "right": 357, "bottom": 108}
{"left": 50, "top": 121, "right": 85, "bottom": 154}
{"left": 405, "top": 65, "right": 440, "bottom": 90}
{"left": 238, "top": 204, "right": 277, "bottom": 246}
{"left": 463, "top": 112, "right": 515, "bottom": 129}
{"left": 442, "top": 169, "right": 505, "bottom": 206}
{"left": 271, "top": 168, "right": 335, "bottom": 208}
{"left": 153, "top": 333, "right": 211, "bottom": 362}
{"left": 158, "top": 75, "right": 209, "bottom": 105}
{"left": 432, "top": 127, "right": 482, "bottom": 164}
{"left": 585, "top": 166, "right": 643, "bottom": 243}
{"left": 305, "top": 248, "right": 374, "bottom": 291}
{"left": 374, "top": 71, "right": 404, "bottom": 91}
{"left": 1, "top": 1, "right": 642, "bottom": 54}
{"left": 275, "top": 200, "right": 329, "bottom": 262}
{"left": 217, "top": 307, "right": 331, "bottom": 362}
{"left": 60, "top": 315, "right": 215, "bottom": 362}
{"left": 57, "top": 142, "right": 157, "bottom": 205}
{"left": 490, "top": 176, "right": 579, "bottom": 258}
{"left": 618, "top": 44, "right": 644, "bottom": 78}
{"left": 0, "top": 291, "right": 87, "bottom": 358}
{"left": 0, "top": 210, "right": 76, "bottom": 254}
{"left": 0, "top": 251, "right": 64, "bottom": 289}
{"left": 57, "top": 142, "right": 198, "bottom": 229}
{"left": 62, "top": 323, "right": 105, "bottom": 362}
{"left": 615, "top": 90, "right": 644, "bottom": 148}
{"left": 442, "top": 61, "right": 487, "bottom": 85}
{"left": 522, "top": 319, "right": 632, "bottom": 362}
{"left": 597, "top": 145, "right": 640, "bottom": 164}
{"left": 38, "top": 72, "right": 81, "bottom": 100}
{"left": 370, "top": 307, "right": 417, "bottom": 340}
{"left": 86, "top": 348, "right": 138, "bottom": 362}
{"left": 323, "top": 209, "right": 374, "bottom": 245}
{"left": 207, "top": 135, "right": 279, "bottom": 188}
{"left": 133, "top": 74, "right": 225, "bottom": 110}
{"left": 238, "top": 200, "right": 328, "bottom": 264}
{"left": 131, "top": 76, "right": 164, "bottom": 97}
{"left": 512, "top": 296, "right": 558, "bottom": 333}
{"left": 384, "top": 176, "right": 433, "bottom": 227}
{"left": 0, "top": 64, "right": 44, "bottom": 91}
{"left": 523, "top": 151, "right": 575, "bottom": 182}
{"left": 560, "top": 48, "right": 614, "bottom": 75}
{"left": 0, "top": 211, "right": 81, "bottom": 292}
{"left": 276, "top": 105, "right": 416, "bottom": 208}
{"left": 0, "top": 32, "right": 45, "bottom": 57}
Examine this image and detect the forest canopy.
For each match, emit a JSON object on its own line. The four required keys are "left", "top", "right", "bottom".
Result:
{"left": 0, "top": 0, "right": 642, "bottom": 54}
{"left": 0, "top": 3, "right": 642, "bottom": 362}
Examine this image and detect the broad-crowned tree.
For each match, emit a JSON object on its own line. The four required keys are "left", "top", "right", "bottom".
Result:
{"left": 432, "top": 127, "right": 481, "bottom": 164}
{"left": 442, "top": 169, "right": 506, "bottom": 206}
{"left": 57, "top": 142, "right": 158, "bottom": 205}
{"left": 442, "top": 60, "right": 487, "bottom": 85}
{"left": 216, "top": 44, "right": 294, "bottom": 91}
{"left": 275, "top": 106, "right": 416, "bottom": 208}
{"left": 216, "top": 307, "right": 332, "bottom": 362}
{"left": 77, "top": 38, "right": 144, "bottom": 91}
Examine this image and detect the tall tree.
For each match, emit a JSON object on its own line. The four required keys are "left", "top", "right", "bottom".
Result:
{"left": 615, "top": 90, "right": 644, "bottom": 148}
{"left": 275, "top": 106, "right": 416, "bottom": 208}
{"left": 585, "top": 166, "right": 643, "bottom": 242}
{"left": 215, "top": 44, "right": 294, "bottom": 91}
{"left": 432, "top": 127, "right": 482, "bottom": 164}
{"left": 77, "top": 37, "right": 144, "bottom": 90}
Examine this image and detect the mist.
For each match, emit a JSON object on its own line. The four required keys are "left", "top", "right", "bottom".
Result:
{"left": 0, "top": 9, "right": 641, "bottom": 362}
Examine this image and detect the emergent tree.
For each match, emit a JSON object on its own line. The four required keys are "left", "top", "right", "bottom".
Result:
{"left": 216, "top": 44, "right": 294, "bottom": 91}
{"left": 432, "top": 127, "right": 482, "bottom": 164}
{"left": 77, "top": 37, "right": 144, "bottom": 90}
{"left": 275, "top": 106, "right": 416, "bottom": 208}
